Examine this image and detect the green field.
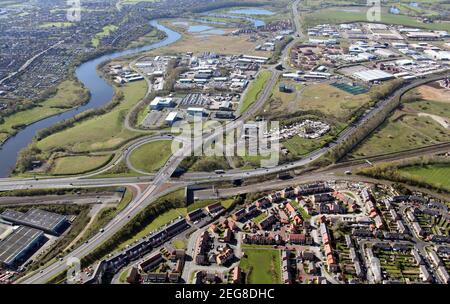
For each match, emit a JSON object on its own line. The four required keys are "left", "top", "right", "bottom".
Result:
{"left": 118, "top": 207, "right": 187, "bottom": 250}
{"left": 187, "top": 198, "right": 235, "bottom": 212}
{"left": 37, "top": 81, "right": 147, "bottom": 153}
{"left": 297, "top": 83, "right": 372, "bottom": 121}
{"left": 240, "top": 70, "right": 272, "bottom": 114}
{"left": 0, "top": 80, "right": 88, "bottom": 144}
{"left": 261, "top": 79, "right": 304, "bottom": 118}
{"left": 350, "top": 111, "right": 450, "bottom": 158}
{"left": 240, "top": 248, "right": 281, "bottom": 284}
{"left": 398, "top": 163, "right": 450, "bottom": 191}
{"left": 128, "top": 140, "right": 173, "bottom": 173}
{"left": 404, "top": 100, "right": 450, "bottom": 118}
{"left": 252, "top": 212, "right": 268, "bottom": 224}
{"left": 283, "top": 132, "right": 335, "bottom": 157}
{"left": 50, "top": 155, "right": 112, "bottom": 175}
{"left": 92, "top": 24, "right": 119, "bottom": 48}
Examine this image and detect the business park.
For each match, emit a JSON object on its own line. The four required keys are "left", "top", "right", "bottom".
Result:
{"left": 0, "top": 208, "right": 69, "bottom": 271}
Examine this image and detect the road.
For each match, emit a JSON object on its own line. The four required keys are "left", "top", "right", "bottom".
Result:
{"left": 12, "top": 0, "right": 449, "bottom": 283}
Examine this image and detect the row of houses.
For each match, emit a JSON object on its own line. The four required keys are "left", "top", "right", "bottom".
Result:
{"left": 103, "top": 218, "right": 189, "bottom": 274}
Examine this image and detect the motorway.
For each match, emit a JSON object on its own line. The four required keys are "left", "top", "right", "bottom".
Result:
{"left": 8, "top": 0, "right": 449, "bottom": 283}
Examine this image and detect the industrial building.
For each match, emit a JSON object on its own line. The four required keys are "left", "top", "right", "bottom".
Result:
{"left": 150, "top": 97, "right": 176, "bottom": 110}
{"left": 353, "top": 69, "right": 395, "bottom": 83}
{"left": 0, "top": 226, "right": 46, "bottom": 269}
{"left": 165, "top": 112, "right": 179, "bottom": 126}
{"left": 0, "top": 209, "right": 68, "bottom": 235}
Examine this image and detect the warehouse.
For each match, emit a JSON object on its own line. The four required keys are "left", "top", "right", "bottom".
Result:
{"left": 165, "top": 112, "right": 179, "bottom": 126}
{"left": 0, "top": 226, "right": 46, "bottom": 269}
{"left": 187, "top": 107, "right": 206, "bottom": 116}
{"left": 0, "top": 209, "right": 68, "bottom": 235}
{"left": 353, "top": 69, "right": 394, "bottom": 83}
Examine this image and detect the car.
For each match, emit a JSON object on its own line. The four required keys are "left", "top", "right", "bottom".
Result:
{"left": 345, "top": 170, "right": 352, "bottom": 175}
{"left": 99, "top": 228, "right": 105, "bottom": 233}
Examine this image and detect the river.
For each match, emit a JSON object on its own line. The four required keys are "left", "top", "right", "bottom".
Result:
{"left": 0, "top": 20, "right": 181, "bottom": 177}
{"left": 0, "top": 10, "right": 267, "bottom": 178}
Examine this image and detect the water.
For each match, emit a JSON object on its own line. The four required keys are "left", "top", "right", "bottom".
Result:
{"left": 0, "top": 20, "right": 181, "bottom": 177}
{"left": 228, "top": 8, "right": 274, "bottom": 16}
{"left": 200, "top": 12, "right": 266, "bottom": 28}
{"left": 187, "top": 25, "right": 225, "bottom": 35}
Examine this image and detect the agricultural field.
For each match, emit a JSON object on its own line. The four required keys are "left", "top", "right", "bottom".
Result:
{"left": 397, "top": 163, "right": 450, "bottom": 191}
{"left": 0, "top": 80, "right": 88, "bottom": 144}
{"left": 50, "top": 155, "right": 112, "bottom": 175}
{"left": 128, "top": 140, "right": 174, "bottom": 173}
{"left": 240, "top": 70, "right": 273, "bottom": 114}
{"left": 240, "top": 247, "right": 282, "bottom": 284}
{"left": 36, "top": 80, "right": 147, "bottom": 153}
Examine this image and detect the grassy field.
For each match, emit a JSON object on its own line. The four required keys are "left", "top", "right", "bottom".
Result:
{"left": 296, "top": 83, "right": 372, "bottom": 121}
{"left": 128, "top": 140, "right": 173, "bottom": 173}
{"left": 0, "top": 80, "right": 88, "bottom": 144}
{"left": 37, "top": 81, "right": 146, "bottom": 153}
{"left": 187, "top": 198, "right": 235, "bottom": 212}
{"left": 240, "top": 248, "right": 281, "bottom": 284}
{"left": 50, "top": 155, "right": 112, "bottom": 175}
{"left": 404, "top": 100, "right": 450, "bottom": 118}
{"left": 118, "top": 207, "right": 187, "bottom": 250}
{"left": 283, "top": 132, "right": 335, "bottom": 157}
{"left": 92, "top": 24, "right": 118, "bottom": 48}
{"left": 240, "top": 70, "right": 272, "bottom": 114}
{"left": 261, "top": 79, "right": 304, "bottom": 117}
{"left": 304, "top": 6, "right": 450, "bottom": 31}
{"left": 350, "top": 110, "right": 450, "bottom": 158}
{"left": 398, "top": 163, "right": 450, "bottom": 191}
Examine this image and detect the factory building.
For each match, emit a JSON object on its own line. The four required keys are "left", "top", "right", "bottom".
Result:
{"left": 0, "top": 209, "right": 68, "bottom": 235}
{"left": 0, "top": 226, "right": 46, "bottom": 269}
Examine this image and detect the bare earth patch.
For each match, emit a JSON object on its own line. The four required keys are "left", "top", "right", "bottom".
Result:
{"left": 417, "top": 82, "right": 450, "bottom": 103}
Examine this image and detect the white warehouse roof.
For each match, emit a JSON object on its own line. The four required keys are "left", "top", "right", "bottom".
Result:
{"left": 353, "top": 69, "right": 394, "bottom": 82}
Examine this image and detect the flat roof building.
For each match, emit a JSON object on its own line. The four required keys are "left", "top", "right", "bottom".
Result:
{"left": 353, "top": 69, "right": 394, "bottom": 83}
{"left": 0, "top": 226, "right": 46, "bottom": 269}
{"left": 150, "top": 97, "right": 175, "bottom": 111}
{"left": 165, "top": 111, "right": 179, "bottom": 126}
{"left": 0, "top": 209, "right": 68, "bottom": 235}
